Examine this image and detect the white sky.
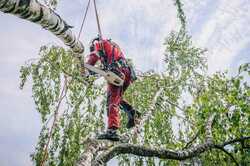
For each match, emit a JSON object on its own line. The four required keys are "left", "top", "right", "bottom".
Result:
{"left": 0, "top": 0, "right": 250, "bottom": 165}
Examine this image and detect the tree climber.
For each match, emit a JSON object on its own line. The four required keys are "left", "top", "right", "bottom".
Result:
{"left": 86, "top": 36, "right": 140, "bottom": 141}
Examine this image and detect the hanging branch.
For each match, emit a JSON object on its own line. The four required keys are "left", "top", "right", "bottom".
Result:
{"left": 214, "top": 146, "right": 239, "bottom": 166}
{"left": 40, "top": 76, "right": 68, "bottom": 166}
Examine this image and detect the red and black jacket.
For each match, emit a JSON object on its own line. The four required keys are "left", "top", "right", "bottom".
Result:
{"left": 87, "top": 39, "right": 126, "bottom": 69}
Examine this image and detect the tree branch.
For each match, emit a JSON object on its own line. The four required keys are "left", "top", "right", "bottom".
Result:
{"left": 0, "top": 0, "right": 83, "bottom": 53}
{"left": 183, "top": 130, "right": 200, "bottom": 149}
{"left": 214, "top": 145, "right": 239, "bottom": 166}
{"left": 205, "top": 113, "right": 216, "bottom": 144}
{"left": 221, "top": 136, "right": 250, "bottom": 147}
{"left": 93, "top": 117, "right": 250, "bottom": 166}
{"left": 165, "top": 97, "right": 184, "bottom": 111}
{"left": 0, "top": 0, "right": 85, "bottom": 65}
{"left": 77, "top": 138, "right": 117, "bottom": 166}
{"left": 93, "top": 113, "right": 216, "bottom": 165}
{"left": 93, "top": 143, "right": 210, "bottom": 165}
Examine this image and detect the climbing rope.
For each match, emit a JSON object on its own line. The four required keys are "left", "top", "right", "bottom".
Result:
{"left": 78, "top": 0, "right": 103, "bottom": 41}
{"left": 77, "top": 0, "right": 104, "bottom": 76}
{"left": 77, "top": 0, "right": 91, "bottom": 40}
{"left": 93, "top": 0, "right": 103, "bottom": 39}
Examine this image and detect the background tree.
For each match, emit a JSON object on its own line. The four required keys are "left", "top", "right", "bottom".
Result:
{"left": 1, "top": 0, "right": 249, "bottom": 165}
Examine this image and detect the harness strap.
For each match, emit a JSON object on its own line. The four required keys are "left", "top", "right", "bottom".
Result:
{"left": 111, "top": 43, "right": 116, "bottom": 65}
{"left": 110, "top": 43, "right": 126, "bottom": 68}
{"left": 100, "top": 40, "right": 127, "bottom": 70}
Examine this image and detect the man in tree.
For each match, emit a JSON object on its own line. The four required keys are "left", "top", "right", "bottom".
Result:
{"left": 86, "top": 36, "right": 140, "bottom": 141}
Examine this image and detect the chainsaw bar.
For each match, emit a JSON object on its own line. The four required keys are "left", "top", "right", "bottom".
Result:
{"left": 84, "top": 63, "right": 124, "bottom": 86}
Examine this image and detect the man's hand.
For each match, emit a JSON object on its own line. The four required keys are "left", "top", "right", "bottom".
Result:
{"left": 84, "top": 70, "right": 97, "bottom": 78}
{"left": 83, "top": 69, "right": 91, "bottom": 78}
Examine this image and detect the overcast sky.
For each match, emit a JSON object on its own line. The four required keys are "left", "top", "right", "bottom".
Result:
{"left": 0, "top": 0, "right": 250, "bottom": 165}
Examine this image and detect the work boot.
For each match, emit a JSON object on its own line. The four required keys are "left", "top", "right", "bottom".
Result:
{"left": 97, "top": 129, "right": 120, "bottom": 141}
{"left": 126, "top": 109, "right": 141, "bottom": 129}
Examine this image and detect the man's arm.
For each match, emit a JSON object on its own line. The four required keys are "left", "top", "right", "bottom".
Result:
{"left": 87, "top": 53, "right": 99, "bottom": 66}
{"left": 85, "top": 52, "right": 100, "bottom": 77}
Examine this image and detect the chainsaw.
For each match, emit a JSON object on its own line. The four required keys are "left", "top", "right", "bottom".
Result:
{"left": 84, "top": 63, "right": 124, "bottom": 86}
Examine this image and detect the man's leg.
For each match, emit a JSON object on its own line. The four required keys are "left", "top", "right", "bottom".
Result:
{"left": 120, "top": 67, "right": 132, "bottom": 112}
{"left": 120, "top": 67, "right": 141, "bottom": 128}
{"left": 97, "top": 83, "right": 122, "bottom": 141}
{"left": 120, "top": 99, "right": 132, "bottom": 110}
{"left": 107, "top": 84, "right": 122, "bottom": 129}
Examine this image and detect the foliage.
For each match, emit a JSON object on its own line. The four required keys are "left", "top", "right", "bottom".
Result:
{"left": 19, "top": 0, "right": 249, "bottom": 165}
{"left": 174, "top": 0, "right": 186, "bottom": 30}
{"left": 20, "top": 46, "right": 105, "bottom": 165}
{"left": 184, "top": 68, "right": 250, "bottom": 165}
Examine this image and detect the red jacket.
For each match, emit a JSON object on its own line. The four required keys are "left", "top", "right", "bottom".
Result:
{"left": 87, "top": 39, "right": 126, "bottom": 66}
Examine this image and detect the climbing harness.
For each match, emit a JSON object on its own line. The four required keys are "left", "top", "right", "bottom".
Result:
{"left": 77, "top": 0, "right": 129, "bottom": 86}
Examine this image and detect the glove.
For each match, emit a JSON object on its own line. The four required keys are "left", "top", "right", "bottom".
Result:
{"left": 83, "top": 70, "right": 96, "bottom": 77}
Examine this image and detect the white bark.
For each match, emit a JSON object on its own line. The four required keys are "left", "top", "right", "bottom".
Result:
{"left": 0, "top": 0, "right": 84, "bottom": 56}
